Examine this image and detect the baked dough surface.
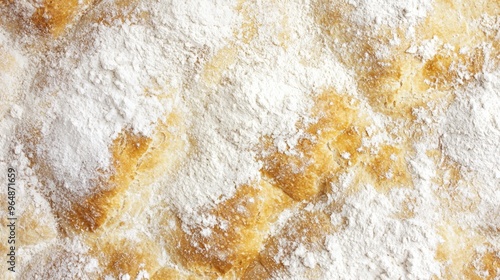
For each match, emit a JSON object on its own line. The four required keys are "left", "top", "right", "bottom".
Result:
{"left": 0, "top": 0, "right": 499, "bottom": 279}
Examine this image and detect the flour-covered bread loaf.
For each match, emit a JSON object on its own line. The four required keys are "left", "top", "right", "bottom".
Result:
{"left": 0, "top": 0, "right": 498, "bottom": 279}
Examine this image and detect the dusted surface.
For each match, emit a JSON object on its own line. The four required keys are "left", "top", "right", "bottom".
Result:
{"left": 0, "top": 0, "right": 499, "bottom": 279}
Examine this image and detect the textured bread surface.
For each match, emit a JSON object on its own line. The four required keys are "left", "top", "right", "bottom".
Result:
{"left": 1, "top": 0, "right": 499, "bottom": 279}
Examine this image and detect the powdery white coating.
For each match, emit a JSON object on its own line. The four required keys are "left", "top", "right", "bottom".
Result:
{"left": 34, "top": 24, "right": 171, "bottom": 194}
{"left": 31, "top": 0, "right": 239, "bottom": 195}
{"left": 19, "top": 238, "right": 99, "bottom": 280}
{"left": 4, "top": 0, "right": 41, "bottom": 19}
{"left": 0, "top": 32, "right": 29, "bottom": 107}
{"left": 346, "top": 0, "right": 433, "bottom": 29}
{"left": 439, "top": 71, "right": 500, "bottom": 232}
{"left": 162, "top": 0, "right": 352, "bottom": 221}
{"left": 406, "top": 36, "right": 442, "bottom": 61}
{"left": 441, "top": 71, "right": 500, "bottom": 179}
{"left": 1, "top": 0, "right": 498, "bottom": 279}
{"left": 5, "top": 147, "right": 59, "bottom": 279}
{"left": 0, "top": 30, "right": 30, "bottom": 168}
{"left": 273, "top": 186, "right": 442, "bottom": 280}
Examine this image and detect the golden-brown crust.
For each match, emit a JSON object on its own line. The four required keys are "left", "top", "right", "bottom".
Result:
{"left": 66, "top": 130, "right": 152, "bottom": 232}
{"left": 177, "top": 181, "right": 293, "bottom": 276}
{"left": 256, "top": 209, "right": 336, "bottom": 278}
{"left": 260, "top": 90, "right": 368, "bottom": 201}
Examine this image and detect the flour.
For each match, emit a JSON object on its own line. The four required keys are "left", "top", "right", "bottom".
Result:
{"left": 406, "top": 36, "right": 442, "bottom": 61}
{"left": 25, "top": 0, "right": 238, "bottom": 195}
{"left": 161, "top": 0, "right": 350, "bottom": 222}
{"left": 146, "top": 0, "right": 237, "bottom": 48}
{"left": 20, "top": 237, "right": 99, "bottom": 280}
{"left": 439, "top": 71, "right": 500, "bottom": 232}
{"left": 0, "top": 30, "right": 30, "bottom": 166}
{"left": 345, "top": 0, "right": 433, "bottom": 30}
{"left": 4, "top": 0, "right": 40, "bottom": 19}
{"left": 441, "top": 71, "right": 500, "bottom": 179}
{"left": 1, "top": 0, "right": 499, "bottom": 279}
{"left": 31, "top": 23, "right": 172, "bottom": 194}
{"left": 272, "top": 185, "right": 441, "bottom": 280}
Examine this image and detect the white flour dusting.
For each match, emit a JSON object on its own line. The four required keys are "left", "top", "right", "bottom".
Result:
{"left": 345, "top": 0, "right": 432, "bottom": 29}
{"left": 441, "top": 71, "right": 500, "bottom": 179}
{"left": 273, "top": 185, "right": 441, "bottom": 280}
{"left": 25, "top": 0, "right": 238, "bottom": 195}
{"left": 159, "top": 1, "right": 350, "bottom": 222}
{"left": 0, "top": 0, "right": 499, "bottom": 279}
{"left": 32, "top": 23, "right": 174, "bottom": 194}
{"left": 0, "top": 30, "right": 31, "bottom": 166}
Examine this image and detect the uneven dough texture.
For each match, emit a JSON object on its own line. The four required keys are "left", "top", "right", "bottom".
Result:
{"left": 0, "top": 0, "right": 499, "bottom": 279}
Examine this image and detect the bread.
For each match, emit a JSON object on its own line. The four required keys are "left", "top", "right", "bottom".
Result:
{"left": 1, "top": 0, "right": 498, "bottom": 279}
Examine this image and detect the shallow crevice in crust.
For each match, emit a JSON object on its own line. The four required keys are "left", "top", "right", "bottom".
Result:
{"left": 22, "top": 127, "right": 151, "bottom": 233}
